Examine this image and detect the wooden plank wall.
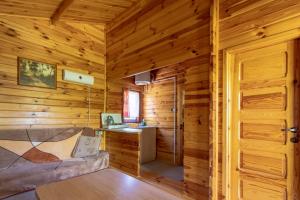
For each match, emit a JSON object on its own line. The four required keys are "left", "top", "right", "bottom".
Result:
{"left": 219, "top": 0, "right": 300, "bottom": 49}
{"left": 106, "top": 0, "right": 211, "bottom": 199}
{"left": 142, "top": 57, "right": 210, "bottom": 200}
{"left": 218, "top": 0, "right": 300, "bottom": 199}
{"left": 143, "top": 65, "right": 185, "bottom": 164}
{"left": 183, "top": 56, "right": 210, "bottom": 200}
{"left": 0, "top": 16, "right": 105, "bottom": 129}
{"left": 144, "top": 78, "right": 176, "bottom": 164}
{"left": 106, "top": 77, "right": 143, "bottom": 114}
{"left": 144, "top": 65, "right": 185, "bottom": 165}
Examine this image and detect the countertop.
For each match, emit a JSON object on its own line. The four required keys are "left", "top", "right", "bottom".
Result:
{"left": 98, "top": 126, "right": 156, "bottom": 134}
{"left": 137, "top": 126, "right": 157, "bottom": 129}
{"left": 99, "top": 128, "right": 142, "bottom": 134}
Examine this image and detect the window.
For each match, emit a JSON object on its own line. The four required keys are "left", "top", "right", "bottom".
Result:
{"left": 123, "top": 89, "right": 140, "bottom": 123}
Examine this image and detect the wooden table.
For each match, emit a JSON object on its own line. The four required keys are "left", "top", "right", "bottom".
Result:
{"left": 36, "top": 169, "right": 181, "bottom": 200}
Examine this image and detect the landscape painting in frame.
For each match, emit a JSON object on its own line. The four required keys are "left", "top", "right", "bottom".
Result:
{"left": 18, "top": 57, "right": 57, "bottom": 89}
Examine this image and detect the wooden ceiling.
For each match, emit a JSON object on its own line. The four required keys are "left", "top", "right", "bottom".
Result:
{"left": 0, "top": 0, "right": 139, "bottom": 24}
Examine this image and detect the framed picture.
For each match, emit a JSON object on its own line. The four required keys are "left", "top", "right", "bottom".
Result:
{"left": 18, "top": 57, "right": 57, "bottom": 89}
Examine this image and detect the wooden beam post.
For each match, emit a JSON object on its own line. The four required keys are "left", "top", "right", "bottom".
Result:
{"left": 209, "top": 0, "right": 219, "bottom": 200}
{"left": 50, "top": 0, "right": 74, "bottom": 25}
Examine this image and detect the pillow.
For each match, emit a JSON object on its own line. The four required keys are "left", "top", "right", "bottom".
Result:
{"left": 72, "top": 136, "right": 101, "bottom": 158}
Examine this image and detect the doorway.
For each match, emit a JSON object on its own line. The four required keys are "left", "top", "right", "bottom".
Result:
{"left": 140, "top": 76, "right": 184, "bottom": 195}
{"left": 224, "top": 40, "right": 300, "bottom": 200}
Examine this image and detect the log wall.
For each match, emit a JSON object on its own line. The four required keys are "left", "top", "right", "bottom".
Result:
{"left": 0, "top": 16, "right": 105, "bottom": 129}
{"left": 219, "top": 0, "right": 300, "bottom": 50}
{"left": 106, "top": 77, "right": 143, "bottom": 115}
{"left": 183, "top": 56, "right": 210, "bottom": 200}
{"left": 106, "top": 1, "right": 211, "bottom": 199}
{"left": 143, "top": 65, "right": 185, "bottom": 165}
{"left": 144, "top": 78, "right": 176, "bottom": 164}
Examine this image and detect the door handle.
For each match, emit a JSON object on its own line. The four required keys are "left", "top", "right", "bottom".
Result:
{"left": 281, "top": 127, "right": 298, "bottom": 133}
{"left": 281, "top": 127, "right": 299, "bottom": 143}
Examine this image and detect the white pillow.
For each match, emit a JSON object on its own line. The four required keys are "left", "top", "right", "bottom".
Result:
{"left": 72, "top": 136, "right": 101, "bottom": 158}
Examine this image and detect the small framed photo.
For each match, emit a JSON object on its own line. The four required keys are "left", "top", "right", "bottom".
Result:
{"left": 18, "top": 57, "right": 57, "bottom": 89}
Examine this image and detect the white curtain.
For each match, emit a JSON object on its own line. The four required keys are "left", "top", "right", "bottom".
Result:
{"left": 128, "top": 91, "right": 140, "bottom": 121}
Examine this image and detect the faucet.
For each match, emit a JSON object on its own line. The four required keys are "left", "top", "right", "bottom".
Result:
{"left": 106, "top": 115, "right": 115, "bottom": 126}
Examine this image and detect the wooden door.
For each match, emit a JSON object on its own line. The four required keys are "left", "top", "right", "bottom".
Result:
{"left": 230, "top": 42, "right": 297, "bottom": 200}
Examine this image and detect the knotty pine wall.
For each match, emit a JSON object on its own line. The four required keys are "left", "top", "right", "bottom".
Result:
{"left": 0, "top": 16, "right": 105, "bottom": 129}
{"left": 143, "top": 65, "right": 185, "bottom": 165}
{"left": 219, "top": 0, "right": 300, "bottom": 50}
{"left": 144, "top": 79, "right": 176, "bottom": 164}
{"left": 218, "top": 0, "right": 300, "bottom": 199}
{"left": 106, "top": 77, "right": 143, "bottom": 115}
{"left": 106, "top": 0, "right": 211, "bottom": 199}
{"left": 183, "top": 56, "right": 210, "bottom": 200}
{"left": 106, "top": 0, "right": 210, "bottom": 80}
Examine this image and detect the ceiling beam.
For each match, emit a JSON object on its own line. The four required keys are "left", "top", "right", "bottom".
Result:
{"left": 50, "top": 0, "right": 74, "bottom": 25}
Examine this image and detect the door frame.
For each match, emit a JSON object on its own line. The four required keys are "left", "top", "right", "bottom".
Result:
{"left": 176, "top": 82, "right": 184, "bottom": 165}
{"left": 222, "top": 38, "right": 300, "bottom": 200}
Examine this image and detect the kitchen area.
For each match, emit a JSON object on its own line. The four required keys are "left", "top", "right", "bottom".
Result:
{"left": 100, "top": 113, "right": 157, "bottom": 177}
{"left": 102, "top": 69, "right": 184, "bottom": 190}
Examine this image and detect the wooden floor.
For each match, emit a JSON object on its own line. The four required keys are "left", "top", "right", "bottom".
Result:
{"left": 36, "top": 169, "right": 182, "bottom": 200}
